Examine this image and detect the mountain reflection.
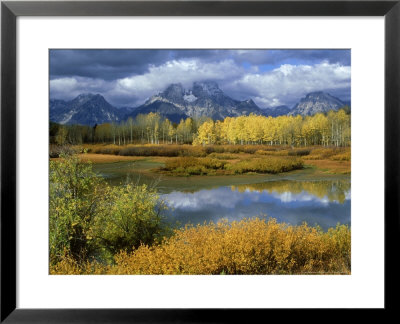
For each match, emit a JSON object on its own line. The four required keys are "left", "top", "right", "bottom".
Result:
{"left": 231, "top": 180, "right": 351, "bottom": 204}
{"left": 162, "top": 179, "right": 351, "bottom": 230}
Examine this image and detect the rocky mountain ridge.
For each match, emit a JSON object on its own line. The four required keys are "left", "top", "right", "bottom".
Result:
{"left": 50, "top": 82, "right": 348, "bottom": 126}
{"left": 289, "top": 91, "right": 345, "bottom": 116}
{"left": 127, "top": 81, "right": 266, "bottom": 122}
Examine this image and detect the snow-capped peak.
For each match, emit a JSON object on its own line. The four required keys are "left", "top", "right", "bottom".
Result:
{"left": 183, "top": 91, "right": 197, "bottom": 103}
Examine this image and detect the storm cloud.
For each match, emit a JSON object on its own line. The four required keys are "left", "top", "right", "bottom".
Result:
{"left": 50, "top": 49, "right": 351, "bottom": 108}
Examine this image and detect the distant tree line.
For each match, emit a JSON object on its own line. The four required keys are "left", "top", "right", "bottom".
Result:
{"left": 50, "top": 112, "right": 207, "bottom": 146}
{"left": 50, "top": 109, "right": 350, "bottom": 147}
{"left": 194, "top": 109, "right": 351, "bottom": 147}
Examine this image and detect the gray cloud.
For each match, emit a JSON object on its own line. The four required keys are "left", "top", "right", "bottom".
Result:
{"left": 50, "top": 49, "right": 351, "bottom": 108}
{"left": 223, "top": 62, "right": 351, "bottom": 107}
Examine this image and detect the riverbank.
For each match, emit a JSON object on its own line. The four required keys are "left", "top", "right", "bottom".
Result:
{"left": 51, "top": 144, "right": 351, "bottom": 175}
{"left": 50, "top": 217, "right": 351, "bottom": 275}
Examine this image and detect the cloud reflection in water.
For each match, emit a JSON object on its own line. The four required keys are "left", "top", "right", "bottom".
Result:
{"left": 161, "top": 180, "right": 351, "bottom": 230}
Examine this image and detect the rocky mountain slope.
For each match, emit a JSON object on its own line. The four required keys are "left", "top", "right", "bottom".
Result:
{"left": 50, "top": 93, "right": 123, "bottom": 126}
{"left": 289, "top": 91, "right": 345, "bottom": 116}
{"left": 127, "top": 81, "right": 266, "bottom": 122}
{"left": 50, "top": 85, "right": 348, "bottom": 126}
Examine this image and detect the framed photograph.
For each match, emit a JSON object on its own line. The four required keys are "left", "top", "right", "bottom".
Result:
{"left": 1, "top": 0, "right": 399, "bottom": 321}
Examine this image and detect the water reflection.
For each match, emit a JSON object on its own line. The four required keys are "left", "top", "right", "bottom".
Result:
{"left": 162, "top": 180, "right": 351, "bottom": 230}
{"left": 232, "top": 180, "right": 351, "bottom": 204}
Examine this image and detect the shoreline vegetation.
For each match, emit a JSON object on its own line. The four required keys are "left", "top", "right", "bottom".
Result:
{"left": 51, "top": 144, "right": 351, "bottom": 175}
{"left": 160, "top": 155, "right": 304, "bottom": 176}
{"left": 51, "top": 218, "right": 351, "bottom": 275}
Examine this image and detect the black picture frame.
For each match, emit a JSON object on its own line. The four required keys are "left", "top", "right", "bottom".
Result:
{"left": 1, "top": 0, "right": 399, "bottom": 322}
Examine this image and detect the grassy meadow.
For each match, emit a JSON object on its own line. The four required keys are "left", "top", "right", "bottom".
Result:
{"left": 51, "top": 143, "right": 350, "bottom": 175}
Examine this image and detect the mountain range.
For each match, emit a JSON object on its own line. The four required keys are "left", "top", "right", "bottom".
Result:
{"left": 50, "top": 81, "right": 349, "bottom": 126}
{"left": 126, "top": 82, "right": 266, "bottom": 122}
{"left": 289, "top": 91, "right": 347, "bottom": 116}
{"left": 50, "top": 94, "right": 122, "bottom": 125}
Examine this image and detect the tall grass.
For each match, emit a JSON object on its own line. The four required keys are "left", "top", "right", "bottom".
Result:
{"left": 49, "top": 144, "right": 83, "bottom": 158}
{"left": 303, "top": 147, "right": 350, "bottom": 160}
{"left": 330, "top": 151, "right": 351, "bottom": 161}
{"left": 160, "top": 156, "right": 303, "bottom": 176}
{"left": 288, "top": 148, "right": 311, "bottom": 156}
{"left": 226, "top": 157, "right": 304, "bottom": 174}
{"left": 84, "top": 144, "right": 291, "bottom": 157}
{"left": 50, "top": 218, "right": 351, "bottom": 275}
{"left": 66, "top": 144, "right": 350, "bottom": 162}
{"left": 162, "top": 157, "right": 227, "bottom": 175}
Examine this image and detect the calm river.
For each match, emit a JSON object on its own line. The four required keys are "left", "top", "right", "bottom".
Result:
{"left": 93, "top": 161, "right": 351, "bottom": 230}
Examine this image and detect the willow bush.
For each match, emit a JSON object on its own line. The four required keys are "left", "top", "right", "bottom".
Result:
{"left": 49, "top": 153, "right": 104, "bottom": 264}
{"left": 160, "top": 155, "right": 303, "bottom": 176}
{"left": 226, "top": 156, "right": 304, "bottom": 174}
{"left": 94, "top": 183, "right": 168, "bottom": 255}
{"left": 110, "top": 218, "right": 351, "bottom": 275}
{"left": 49, "top": 153, "right": 168, "bottom": 265}
{"left": 51, "top": 218, "right": 350, "bottom": 275}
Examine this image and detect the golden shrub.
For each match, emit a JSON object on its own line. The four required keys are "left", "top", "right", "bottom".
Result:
{"left": 226, "top": 156, "right": 303, "bottom": 174}
{"left": 303, "top": 147, "right": 350, "bottom": 160}
{"left": 106, "top": 218, "right": 351, "bottom": 275}
{"left": 50, "top": 252, "right": 110, "bottom": 275}
{"left": 163, "top": 157, "right": 227, "bottom": 175}
{"left": 256, "top": 149, "right": 290, "bottom": 156}
{"left": 330, "top": 151, "right": 351, "bottom": 161}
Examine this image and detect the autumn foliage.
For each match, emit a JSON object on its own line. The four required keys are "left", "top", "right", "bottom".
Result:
{"left": 194, "top": 110, "right": 350, "bottom": 147}
{"left": 50, "top": 218, "right": 351, "bottom": 275}
{"left": 159, "top": 155, "right": 304, "bottom": 176}
{"left": 50, "top": 153, "right": 168, "bottom": 265}
{"left": 51, "top": 109, "right": 350, "bottom": 147}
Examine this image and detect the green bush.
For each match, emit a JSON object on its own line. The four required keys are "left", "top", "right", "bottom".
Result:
{"left": 94, "top": 184, "right": 168, "bottom": 256}
{"left": 49, "top": 154, "right": 104, "bottom": 264}
{"left": 49, "top": 153, "right": 168, "bottom": 265}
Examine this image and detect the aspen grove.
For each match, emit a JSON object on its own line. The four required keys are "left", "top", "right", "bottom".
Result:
{"left": 51, "top": 109, "right": 350, "bottom": 147}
